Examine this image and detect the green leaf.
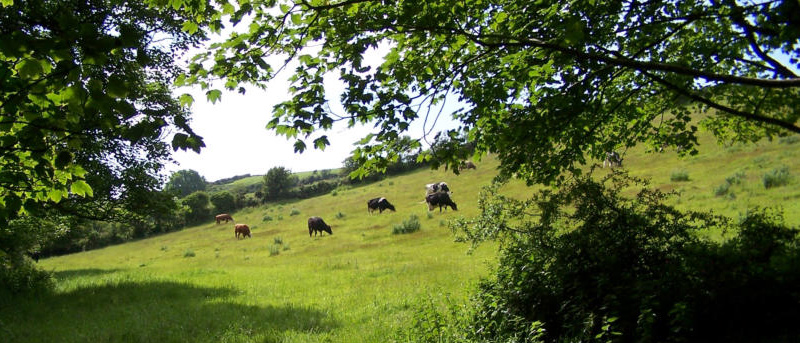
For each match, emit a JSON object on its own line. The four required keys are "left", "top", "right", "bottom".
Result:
{"left": 206, "top": 89, "right": 222, "bottom": 104}
{"left": 313, "top": 136, "right": 329, "bottom": 150}
{"left": 107, "top": 75, "right": 129, "bottom": 99}
{"left": 179, "top": 93, "right": 194, "bottom": 107}
{"left": 1, "top": 0, "right": 14, "bottom": 7}
{"left": 70, "top": 180, "right": 93, "bottom": 197}
{"left": 182, "top": 21, "right": 199, "bottom": 34}
{"left": 291, "top": 13, "right": 302, "bottom": 25}
{"left": 54, "top": 151, "right": 73, "bottom": 169}
{"left": 293, "top": 140, "right": 306, "bottom": 153}
{"left": 16, "top": 58, "right": 44, "bottom": 79}
{"left": 172, "top": 133, "right": 188, "bottom": 150}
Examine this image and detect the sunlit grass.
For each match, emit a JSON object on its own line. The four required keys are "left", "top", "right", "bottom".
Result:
{"left": 3, "top": 132, "right": 799, "bottom": 342}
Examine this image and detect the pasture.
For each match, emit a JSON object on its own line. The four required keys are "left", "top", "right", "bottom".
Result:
{"left": 3, "top": 133, "right": 799, "bottom": 342}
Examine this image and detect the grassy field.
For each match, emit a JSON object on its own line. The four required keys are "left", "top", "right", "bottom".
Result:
{"left": 2, "top": 132, "right": 799, "bottom": 342}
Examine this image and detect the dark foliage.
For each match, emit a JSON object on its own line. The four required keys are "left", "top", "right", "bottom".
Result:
{"left": 443, "top": 172, "right": 800, "bottom": 343}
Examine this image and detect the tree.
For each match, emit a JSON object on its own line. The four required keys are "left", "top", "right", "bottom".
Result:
{"left": 181, "top": 191, "right": 210, "bottom": 225}
{"left": 181, "top": 0, "right": 799, "bottom": 185}
{"left": 0, "top": 0, "right": 209, "bottom": 227}
{"left": 166, "top": 170, "right": 208, "bottom": 198}
{"left": 210, "top": 191, "right": 236, "bottom": 214}
{"left": 262, "top": 167, "right": 297, "bottom": 201}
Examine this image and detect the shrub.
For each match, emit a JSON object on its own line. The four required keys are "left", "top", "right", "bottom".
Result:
{"left": 393, "top": 215, "right": 421, "bottom": 234}
{"left": 713, "top": 182, "right": 730, "bottom": 197}
{"left": 779, "top": 135, "right": 799, "bottom": 144}
{"left": 670, "top": 169, "right": 690, "bottom": 182}
{"left": 268, "top": 244, "right": 280, "bottom": 256}
{"left": 273, "top": 236, "right": 283, "bottom": 245}
{"left": 426, "top": 212, "right": 434, "bottom": 219}
{"left": 282, "top": 243, "right": 290, "bottom": 251}
{"left": 262, "top": 215, "right": 273, "bottom": 222}
{"left": 289, "top": 208, "right": 300, "bottom": 216}
{"left": 447, "top": 173, "right": 800, "bottom": 343}
{"left": 763, "top": 166, "right": 790, "bottom": 189}
{"left": 183, "top": 249, "right": 195, "bottom": 258}
{"left": 725, "top": 171, "right": 746, "bottom": 185}
{"left": 0, "top": 259, "right": 53, "bottom": 295}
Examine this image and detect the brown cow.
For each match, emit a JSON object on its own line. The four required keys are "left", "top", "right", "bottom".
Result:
{"left": 215, "top": 213, "right": 233, "bottom": 224}
{"left": 459, "top": 161, "right": 477, "bottom": 171}
{"left": 234, "top": 224, "right": 251, "bottom": 239}
{"left": 308, "top": 216, "right": 332, "bottom": 237}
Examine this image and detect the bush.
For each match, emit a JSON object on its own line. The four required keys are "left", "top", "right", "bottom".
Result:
{"left": 713, "top": 182, "right": 730, "bottom": 196}
{"left": 268, "top": 244, "right": 280, "bottom": 256}
{"left": 779, "top": 135, "right": 799, "bottom": 144}
{"left": 670, "top": 169, "right": 690, "bottom": 182}
{"left": 446, "top": 172, "right": 800, "bottom": 343}
{"left": 273, "top": 236, "right": 283, "bottom": 245}
{"left": 262, "top": 215, "right": 273, "bottom": 222}
{"left": 183, "top": 249, "right": 195, "bottom": 258}
{"left": 393, "top": 215, "right": 421, "bottom": 234}
{"left": 0, "top": 259, "right": 53, "bottom": 295}
{"left": 289, "top": 208, "right": 300, "bottom": 216}
{"left": 763, "top": 166, "right": 791, "bottom": 189}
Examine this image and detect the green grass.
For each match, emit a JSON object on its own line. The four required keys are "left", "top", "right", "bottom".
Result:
{"left": 4, "top": 131, "right": 800, "bottom": 342}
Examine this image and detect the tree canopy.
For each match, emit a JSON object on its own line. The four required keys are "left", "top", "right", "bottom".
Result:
{"left": 0, "top": 0, "right": 208, "bottom": 228}
{"left": 181, "top": 0, "right": 799, "bottom": 184}
{"left": 166, "top": 169, "right": 208, "bottom": 198}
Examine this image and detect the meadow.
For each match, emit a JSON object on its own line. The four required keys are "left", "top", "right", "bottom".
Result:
{"left": 2, "top": 132, "right": 799, "bottom": 342}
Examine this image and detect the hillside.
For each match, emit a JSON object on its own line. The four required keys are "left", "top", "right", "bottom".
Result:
{"left": 4, "top": 133, "right": 799, "bottom": 342}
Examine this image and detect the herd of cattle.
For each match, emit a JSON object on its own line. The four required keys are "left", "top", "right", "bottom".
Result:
{"left": 217, "top": 154, "right": 624, "bottom": 240}
{"left": 216, "top": 178, "right": 463, "bottom": 240}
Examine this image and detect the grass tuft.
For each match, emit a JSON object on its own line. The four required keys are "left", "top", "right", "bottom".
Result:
{"left": 763, "top": 166, "right": 791, "bottom": 189}
{"left": 393, "top": 215, "right": 421, "bottom": 234}
{"left": 670, "top": 169, "right": 690, "bottom": 182}
{"left": 183, "top": 249, "right": 196, "bottom": 258}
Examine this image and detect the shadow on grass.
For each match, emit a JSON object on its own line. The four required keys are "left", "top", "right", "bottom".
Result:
{"left": 51, "top": 268, "right": 121, "bottom": 280}
{"left": 0, "top": 281, "right": 338, "bottom": 342}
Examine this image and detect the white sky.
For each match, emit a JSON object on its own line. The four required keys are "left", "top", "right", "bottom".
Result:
{"left": 167, "top": 58, "right": 463, "bottom": 182}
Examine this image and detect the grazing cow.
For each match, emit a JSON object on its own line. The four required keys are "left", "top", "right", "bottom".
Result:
{"left": 368, "top": 197, "right": 396, "bottom": 214}
{"left": 603, "top": 151, "right": 623, "bottom": 168}
{"left": 425, "top": 182, "right": 451, "bottom": 195}
{"left": 26, "top": 251, "right": 41, "bottom": 263}
{"left": 459, "top": 161, "right": 477, "bottom": 171}
{"left": 234, "top": 224, "right": 251, "bottom": 239}
{"left": 425, "top": 192, "right": 458, "bottom": 212}
{"left": 215, "top": 213, "right": 234, "bottom": 224}
{"left": 308, "top": 216, "right": 333, "bottom": 237}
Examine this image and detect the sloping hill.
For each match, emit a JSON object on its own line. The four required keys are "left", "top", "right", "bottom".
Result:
{"left": 6, "top": 134, "right": 800, "bottom": 342}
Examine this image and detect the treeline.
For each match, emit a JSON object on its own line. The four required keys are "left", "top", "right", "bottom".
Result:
{"left": 32, "top": 142, "right": 440, "bottom": 259}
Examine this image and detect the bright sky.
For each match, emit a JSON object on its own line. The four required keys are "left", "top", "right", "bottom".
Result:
{"left": 167, "top": 64, "right": 463, "bottom": 182}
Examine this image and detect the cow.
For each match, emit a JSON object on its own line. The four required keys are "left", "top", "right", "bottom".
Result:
{"left": 425, "top": 192, "right": 458, "bottom": 212}
{"left": 308, "top": 216, "right": 332, "bottom": 237}
{"left": 367, "top": 197, "right": 396, "bottom": 214}
{"left": 459, "top": 161, "right": 477, "bottom": 171}
{"left": 425, "top": 182, "right": 451, "bottom": 195}
{"left": 603, "top": 151, "right": 623, "bottom": 168}
{"left": 215, "top": 213, "right": 234, "bottom": 224}
{"left": 234, "top": 224, "right": 251, "bottom": 239}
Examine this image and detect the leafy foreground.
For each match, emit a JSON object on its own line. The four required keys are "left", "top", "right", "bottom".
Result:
{"left": 404, "top": 172, "right": 800, "bottom": 343}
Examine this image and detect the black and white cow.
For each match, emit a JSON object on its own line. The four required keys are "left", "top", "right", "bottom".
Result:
{"left": 308, "top": 216, "right": 333, "bottom": 237}
{"left": 425, "top": 192, "right": 458, "bottom": 212}
{"left": 367, "top": 197, "right": 396, "bottom": 214}
{"left": 425, "top": 182, "right": 451, "bottom": 195}
{"left": 603, "top": 151, "right": 623, "bottom": 168}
